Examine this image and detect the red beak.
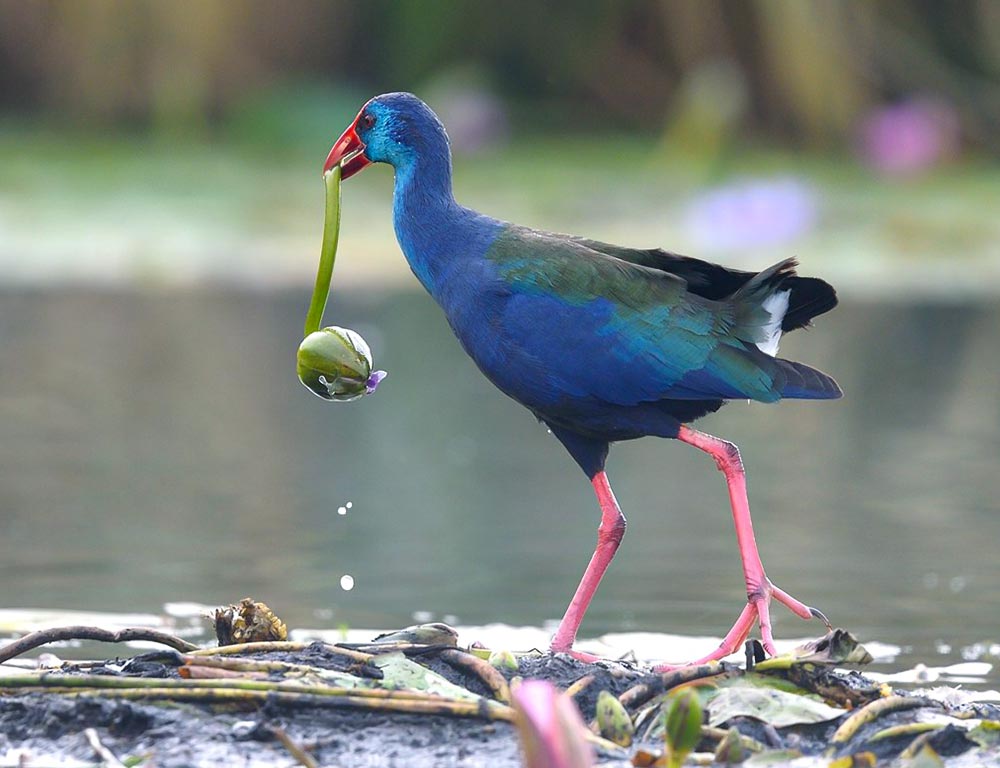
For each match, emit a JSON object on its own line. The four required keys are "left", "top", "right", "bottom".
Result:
{"left": 323, "top": 111, "right": 372, "bottom": 179}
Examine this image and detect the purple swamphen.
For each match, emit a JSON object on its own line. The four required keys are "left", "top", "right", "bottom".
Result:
{"left": 325, "top": 93, "right": 841, "bottom": 667}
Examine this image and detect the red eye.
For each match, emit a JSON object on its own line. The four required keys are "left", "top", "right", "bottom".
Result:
{"left": 360, "top": 113, "right": 375, "bottom": 129}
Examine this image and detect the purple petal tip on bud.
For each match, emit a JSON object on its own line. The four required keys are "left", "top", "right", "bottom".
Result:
{"left": 366, "top": 370, "right": 387, "bottom": 394}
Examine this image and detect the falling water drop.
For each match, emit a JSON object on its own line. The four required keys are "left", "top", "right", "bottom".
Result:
{"left": 337, "top": 506, "right": 347, "bottom": 516}
{"left": 340, "top": 575, "right": 355, "bottom": 591}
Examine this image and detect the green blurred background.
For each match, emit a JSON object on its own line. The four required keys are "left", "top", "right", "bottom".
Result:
{"left": 2, "top": 1, "right": 1000, "bottom": 677}
{"left": 1, "top": 0, "right": 998, "bottom": 289}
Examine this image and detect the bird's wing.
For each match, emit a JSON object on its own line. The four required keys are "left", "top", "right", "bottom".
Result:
{"left": 558, "top": 235, "right": 838, "bottom": 332}
{"left": 562, "top": 235, "right": 754, "bottom": 298}
{"left": 484, "top": 226, "right": 787, "bottom": 405}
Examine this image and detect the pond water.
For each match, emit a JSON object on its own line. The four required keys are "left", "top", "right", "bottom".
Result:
{"left": 1, "top": 289, "right": 998, "bottom": 684}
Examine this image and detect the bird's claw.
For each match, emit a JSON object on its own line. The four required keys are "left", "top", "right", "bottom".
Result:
{"left": 653, "top": 580, "right": 829, "bottom": 671}
{"left": 809, "top": 606, "right": 833, "bottom": 629}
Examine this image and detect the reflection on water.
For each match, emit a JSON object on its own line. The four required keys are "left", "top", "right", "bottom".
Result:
{"left": 1, "top": 289, "right": 998, "bottom": 681}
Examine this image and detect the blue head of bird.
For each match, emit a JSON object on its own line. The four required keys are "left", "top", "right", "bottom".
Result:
{"left": 324, "top": 92, "right": 451, "bottom": 181}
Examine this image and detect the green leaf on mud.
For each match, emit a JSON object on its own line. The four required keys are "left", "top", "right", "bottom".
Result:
{"left": 719, "top": 671, "right": 811, "bottom": 696}
{"left": 707, "top": 685, "right": 846, "bottom": 728}
{"left": 904, "top": 745, "right": 945, "bottom": 767}
{"left": 968, "top": 720, "right": 1000, "bottom": 747}
{"left": 372, "top": 652, "right": 480, "bottom": 700}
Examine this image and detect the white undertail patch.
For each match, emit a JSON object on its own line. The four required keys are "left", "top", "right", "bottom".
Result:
{"left": 757, "top": 290, "right": 790, "bottom": 356}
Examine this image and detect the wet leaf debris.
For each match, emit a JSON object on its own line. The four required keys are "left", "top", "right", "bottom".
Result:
{"left": 1, "top": 619, "right": 999, "bottom": 767}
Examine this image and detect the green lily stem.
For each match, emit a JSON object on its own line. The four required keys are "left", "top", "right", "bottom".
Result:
{"left": 304, "top": 164, "right": 342, "bottom": 338}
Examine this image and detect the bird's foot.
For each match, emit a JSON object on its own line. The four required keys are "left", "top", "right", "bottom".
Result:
{"left": 560, "top": 648, "right": 605, "bottom": 664}
{"left": 652, "top": 580, "right": 830, "bottom": 672}
{"left": 550, "top": 637, "right": 635, "bottom": 666}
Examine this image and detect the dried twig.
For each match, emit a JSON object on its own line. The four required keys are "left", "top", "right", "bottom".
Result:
{"left": 187, "top": 640, "right": 373, "bottom": 663}
{"left": 701, "top": 725, "right": 766, "bottom": 753}
{"left": 617, "top": 663, "right": 729, "bottom": 711}
{"left": 49, "top": 686, "right": 515, "bottom": 720}
{"left": 270, "top": 726, "right": 320, "bottom": 768}
{"left": 869, "top": 721, "right": 944, "bottom": 743}
{"left": 0, "top": 626, "right": 198, "bottom": 663}
{"left": 177, "top": 653, "right": 369, "bottom": 687}
{"left": 0, "top": 671, "right": 515, "bottom": 721}
{"left": 562, "top": 674, "right": 596, "bottom": 700}
{"left": 827, "top": 696, "right": 937, "bottom": 754}
{"left": 898, "top": 729, "right": 940, "bottom": 760}
{"left": 438, "top": 649, "right": 512, "bottom": 704}
{"left": 84, "top": 728, "right": 127, "bottom": 768}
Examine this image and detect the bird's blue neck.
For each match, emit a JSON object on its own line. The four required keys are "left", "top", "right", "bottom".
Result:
{"left": 391, "top": 149, "right": 501, "bottom": 299}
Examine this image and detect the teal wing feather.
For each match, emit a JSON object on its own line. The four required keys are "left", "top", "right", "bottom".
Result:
{"left": 485, "top": 226, "right": 790, "bottom": 405}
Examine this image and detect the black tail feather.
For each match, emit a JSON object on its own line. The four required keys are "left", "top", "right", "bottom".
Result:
{"left": 780, "top": 275, "right": 838, "bottom": 332}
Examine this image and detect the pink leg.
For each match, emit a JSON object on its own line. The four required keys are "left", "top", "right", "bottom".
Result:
{"left": 550, "top": 471, "right": 626, "bottom": 654}
{"left": 672, "top": 425, "right": 829, "bottom": 661}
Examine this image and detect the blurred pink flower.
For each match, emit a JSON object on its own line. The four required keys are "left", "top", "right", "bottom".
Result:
{"left": 513, "top": 680, "right": 594, "bottom": 768}
{"left": 858, "top": 98, "right": 960, "bottom": 176}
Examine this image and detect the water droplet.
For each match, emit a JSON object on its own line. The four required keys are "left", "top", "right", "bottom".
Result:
{"left": 346, "top": 501, "right": 353, "bottom": 509}
{"left": 340, "top": 575, "right": 355, "bottom": 591}
{"left": 337, "top": 506, "right": 347, "bottom": 516}
{"left": 949, "top": 576, "right": 967, "bottom": 593}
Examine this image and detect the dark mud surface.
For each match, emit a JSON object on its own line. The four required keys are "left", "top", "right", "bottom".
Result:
{"left": 2, "top": 639, "right": 999, "bottom": 767}
{"left": 1, "top": 693, "right": 523, "bottom": 767}
{"left": 0, "top": 645, "right": 646, "bottom": 768}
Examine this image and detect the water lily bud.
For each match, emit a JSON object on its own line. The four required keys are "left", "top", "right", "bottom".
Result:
{"left": 488, "top": 649, "right": 519, "bottom": 672}
{"left": 664, "top": 688, "right": 703, "bottom": 768}
{"left": 297, "top": 326, "right": 384, "bottom": 402}
{"left": 596, "top": 689, "right": 635, "bottom": 747}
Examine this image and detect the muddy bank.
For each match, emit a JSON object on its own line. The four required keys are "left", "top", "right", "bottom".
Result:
{"left": 2, "top": 628, "right": 999, "bottom": 767}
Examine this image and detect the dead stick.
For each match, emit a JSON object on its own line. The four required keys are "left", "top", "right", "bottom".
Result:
{"left": 898, "top": 729, "right": 939, "bottom": 760}
{"left": 84, "top": 728, "right": 127, "bottom": 768}
{"left": 0, "top": 626, "right": 198, "bottom": 663}
{"left": 49, "top": 686, "right": 515, "bottom": 721}
{"left": 562, "top": 674, "right": 596, "bottom": 700}
{"left": 187, "top": 640, "right": 372, "bottom": 663}
{"left": 438, "top": 649, "right": 512, "bottom": 704}
{"left": 702, "top": 726, "right": 766, "bottom": 753}
{"left": 617, "top": 663, "right": 729, "bottom": 711}
{"left": 0, "top": 671, "right": 505, "bottom": 709}
{"left": 271, "top": 726, "right": 319, "bottom": 768}
{"left": 179, "top": 654, "right": 368, "bottom": 684}
{"left": 827, "top": 696, "right": 937, "bottom": 754}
